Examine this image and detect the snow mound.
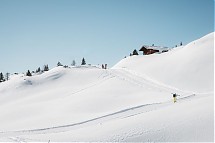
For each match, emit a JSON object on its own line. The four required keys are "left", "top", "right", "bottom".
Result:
{"left": 113, "top": 32, "right": 214, "bottom": 93}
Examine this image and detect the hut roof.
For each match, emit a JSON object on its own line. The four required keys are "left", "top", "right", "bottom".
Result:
{"left": 139, "top": 45, "right": 170, "bottom": 52}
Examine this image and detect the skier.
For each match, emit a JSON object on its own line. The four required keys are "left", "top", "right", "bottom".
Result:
{"left": 172, "top": 93, "right": 180, "bottom": 103}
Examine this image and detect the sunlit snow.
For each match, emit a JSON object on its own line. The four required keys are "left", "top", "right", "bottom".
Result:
{"left": 0, "top": 32, "right": 213, "bottom": 142}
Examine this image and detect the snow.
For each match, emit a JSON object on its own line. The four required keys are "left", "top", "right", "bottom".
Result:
{"left": 114, "top": 32, "right": 214, "bottom": 93}
{"left": 0, "top": 32, "right": 214, "bottom": 142}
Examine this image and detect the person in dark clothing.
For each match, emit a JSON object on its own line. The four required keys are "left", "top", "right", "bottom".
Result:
{"left": 172, "top": 93, "right": 180, "bottom": 103}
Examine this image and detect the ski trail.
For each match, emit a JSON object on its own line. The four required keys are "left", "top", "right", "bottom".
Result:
{"left": 0, "top": 102, "right": 171, "bottom": 137}
{"left": 62, "top": 71, "right": 114, "bottom": 98}
{"left": 0, "top": 68, "right": 209, "bottom": 139}
{"left": 0, "top": 93, "right": 200, "bottom": 138}
{"left": 109, "top": 68, "right": 192, "bottom": 94}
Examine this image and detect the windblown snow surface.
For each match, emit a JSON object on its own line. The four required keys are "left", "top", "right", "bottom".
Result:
{"left": 0, "top": 32, "right": 214, "bottom": 142}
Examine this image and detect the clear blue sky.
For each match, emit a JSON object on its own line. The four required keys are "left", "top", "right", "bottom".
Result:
{"left": 0, "top": 0, "right": 214, "bottom": 73}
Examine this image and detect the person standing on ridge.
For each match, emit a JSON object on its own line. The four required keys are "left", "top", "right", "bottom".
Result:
{"left": 172, "top": 93, "right": 180, "bottom": 103}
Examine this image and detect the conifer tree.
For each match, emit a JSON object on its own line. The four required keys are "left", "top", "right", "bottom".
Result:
{"left": 36, "top": 67, "right": 41, "bottom": 73}
{"left": 5, "top": 72, "right": 10, "bottom": 81}
{"left": 71, "top": 60, "right": 76, "bottom": 66}
{"left": 26, "top": 70, "right": 32, "bottom": 76}
{"left": 57, "top": 61, "right": 63, "bottom": 67}
{"left": 44, "top": 65, "right": 49, "bottom": 71}
{"left": 46, "top": 65, "right": 49, "bottom": 71}
{"left": 0, "top": 72, "right": 4, "bottom": 82}
{"left": 81, "top": 58, "right": 86, "bottom": 65}
{"left": 133, "top": 49, "right": 139, "bottom": 55}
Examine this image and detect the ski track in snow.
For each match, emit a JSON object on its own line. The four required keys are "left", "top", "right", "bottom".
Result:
{"left": 109, "top": 68, "right": 213, "bottom": 95}
{"left": 108, "top": 68, "right": 187, "bottom": 94}
{"left": 0, "top": 33, "right": 213, "bottom": 142}
{"left": 0, "top": 93, "right": 202, "bottom": 138}
{"left": 0, "top": 67, "right": 211, "bottom": 140}
{"left": 62, "top": 71, "right": 115, "bottom": 98}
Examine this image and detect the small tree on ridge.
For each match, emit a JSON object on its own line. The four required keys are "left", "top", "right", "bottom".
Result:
{"left": 81, "top": 58, "right": 86, "bottom": 65}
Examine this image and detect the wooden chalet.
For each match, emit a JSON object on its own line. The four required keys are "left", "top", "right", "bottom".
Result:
{"left": 139, "top": 45, "right": 169, "bottom": 55}
{"left": 139, "top": 45, "right": 159, "bottom": 55}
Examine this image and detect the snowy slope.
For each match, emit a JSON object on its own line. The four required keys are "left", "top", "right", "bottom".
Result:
{"left": 0, "top": 32, "right": 213, "bottom": 142}
{"left": 113, "top": 33, "right": 214, "bottom": 93}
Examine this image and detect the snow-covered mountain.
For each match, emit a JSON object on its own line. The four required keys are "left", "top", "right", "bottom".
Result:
{"left": 0, "top": 32, "right": 213, "bottom": 142}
